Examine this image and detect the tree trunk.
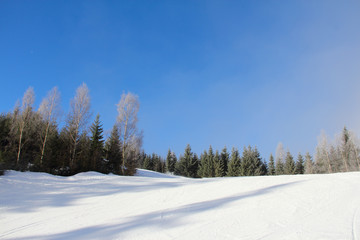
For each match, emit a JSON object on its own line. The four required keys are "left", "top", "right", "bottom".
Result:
{"left": 40, "top": 122, "right": 50, "bottom": 166}
{"left": 16, "top": 128, "right": 23, "bottom": 167}
{"left": 121, "top": 118, "right": 128, "bottom": 175}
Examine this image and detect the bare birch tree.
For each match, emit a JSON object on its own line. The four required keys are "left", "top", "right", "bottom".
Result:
{"left": 15, "top": 87, "right": 35, "bottom": 167}
{"left": 116, "top": 92, "right": 142, "bottom": 175}
{"left": 66, "top": 83, "right": 91, "bottom": 169}
{"left": 275, "top": 142, "right": 285, "bottom": 175}
{"left": 315, "top": 130, "right": 332, "bottom": 173}
{"left": 349, "top": 131, "right": 360, "bottom": 171}
{"left": 38, "top": 87, "right": 61, "bottom": 166}
{"left": 304, "top": 152, "right": 314, "bottom": 174}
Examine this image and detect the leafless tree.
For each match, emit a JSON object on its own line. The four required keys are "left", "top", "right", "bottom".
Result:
{"left": 315, "top": 130, "right": 332, "bottom": 173}
{"left": 116, "top": 92, "right": 142, "bottom": 175}
{"left": 349, "top": 131, "right": 360, "bottom": 171}
{"left": 304, "top": 152, "right": 313, "bottom": 174}
{"left": 275, "top": 142, "right": 285, "bottom": 174}
{"left": 38, "top": 87, "right": 61, "bottom": 166}
{"left": 66, "top": 83, "right": 91, "bottom": 169}
{"left": 15, "top": 87, "right": 35, "bottom": 166}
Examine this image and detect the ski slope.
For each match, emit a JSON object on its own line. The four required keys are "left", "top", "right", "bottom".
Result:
{"left": 1, "top": 169, "right": 360, "bottom": 240}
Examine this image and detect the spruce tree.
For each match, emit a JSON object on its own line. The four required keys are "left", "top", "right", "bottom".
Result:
{"left": 227, "top": 147, "right": 241, "bottom": 176}
{"left": 241, "top": 146, "right": 253, "bottom": 176}
{"left": 220, "top": 146, "right": 229, "bottom": 176}
{"left": 284, "top": 151, "right": 295, "bottom": 175}
{"left": 198, "top": 150, "right": 208, "bottom": 177}
{"left": 105, "top": 125, "right": 122, "bottom": 174}
{"left": 205, "top": 146, "right": 215, "bottom": 177}
{"left": 214, "top": 150, "right": 222, "bottom": 177}
{"left": 275, "top": 156, "right": 284, "bottom": 175}
{"left": 89, "top": 114, "right": 104, "bottom": 171}
{"left": 268, "top": 154, "right": 275, "bottom": 175}
{"left": 153, "top": 153, "right": 163, "bottom": 173}
{"left": 143, "top": 154, "right": 153, "bottom": 171}
{"left": 166, "top": 149, "right": 176, "bottom": 173}
{"left": 181, "top": 144, "right": 198, "bottom": 178}
{"left": 295, "top": 153, "right": 304, "bottom": 174}
{"left": 254, "top": 147, "right": 267, "bottom": 176}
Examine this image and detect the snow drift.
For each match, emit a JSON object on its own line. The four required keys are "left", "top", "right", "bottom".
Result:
{"left": 1, "top": 170, "right": 360, "bottom": 239}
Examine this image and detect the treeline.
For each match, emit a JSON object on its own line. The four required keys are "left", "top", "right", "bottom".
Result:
{"left": 0, "top": 84, "right": 143, "bottom": 176}
{"left": 1, "top": 86, "right": 359, "bottom": 178}
{"left": 141, "top": 127, "right": 360, "bottom": 178}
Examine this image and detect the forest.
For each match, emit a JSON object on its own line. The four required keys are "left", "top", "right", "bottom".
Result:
{"left": 1, "top": 84, "right": 359, "bottom": 177}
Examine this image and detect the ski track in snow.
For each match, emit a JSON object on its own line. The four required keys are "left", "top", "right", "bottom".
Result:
{"left": 353, "top": 206, "right": 360, "bottom": 240}
{"left": 1, "top": 170, "right": 360, "bottom": 239}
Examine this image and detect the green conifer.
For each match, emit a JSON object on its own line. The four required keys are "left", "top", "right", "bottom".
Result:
{"left": 295, "top": 153, "right": 304, "bottom": 174}
{"left": 268, "top": 154, "right": 275, "bottom": 175}
{"left": 89, "top": 114, "right": 104, "bottom": 171}
{"left": 227, "top": 147, "right": 241, "bottom": 176}
{"left": 284, "top": 151, "right": 295, "bottom": 175}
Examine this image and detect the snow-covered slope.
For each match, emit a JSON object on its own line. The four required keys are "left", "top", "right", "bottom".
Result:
{"left": 1, "top": 170, "right": 360, "bottom": 240}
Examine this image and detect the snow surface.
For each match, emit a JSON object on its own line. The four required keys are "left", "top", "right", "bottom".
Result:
{"left": 1, "top": 169, "right": 360, "bottom": 240}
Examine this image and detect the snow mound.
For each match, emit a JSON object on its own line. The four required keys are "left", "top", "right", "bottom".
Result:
{"left": 135, "top": 169, "right": 178, "bottom": 178}
{"left": 68, "top": 171, "right": 111, "bottom": 181}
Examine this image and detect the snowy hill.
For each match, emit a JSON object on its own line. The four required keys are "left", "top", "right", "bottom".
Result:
{"left": 1, "top": 170, "right": 360, "bottom": 240}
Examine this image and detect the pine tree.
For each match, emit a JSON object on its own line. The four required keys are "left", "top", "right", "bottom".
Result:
{"left": 176, "top": 144, "right": 198, "bottom": 178}
{"left": 284, "top": 151, "right": 295, "bottom": 175}
{"left": 105, "top": 125, "right": 122, "bottom": 174}
{"left": 268, "top": 154, "right": 275, "bottom": 175}
{"left": 198, "top": 146, "right": 215, "bottom": 177}
{"left": 254, "top": 147, "right": 267, "bottom": 176}
{"left": 166, "top": 149, "right": 176, "bottom": 173}
{"left": 220, "top": 146, "right": 229, "bottom": 176}
{"left": 198, "top": 150, "right": 208, "bottom": 177}
{"left": 89, "top": 114, "right": 104, "bottom": 171}
{"left": 240, "top": 146, "right": 253, "bottom": 176}
{"left": 143, "top": 154, "right": 153, "bottom": 171}
{"left": 227, "top": 147, "right": 241, "bottom": 176}
{"left": 295, "top": 153, "right": 304, "bottom": 174}
{"left": 205, "top": 146, "right": 215, "bottom": 177}
{"left": 213, "top": 150, "right": 222, "bottom": 177}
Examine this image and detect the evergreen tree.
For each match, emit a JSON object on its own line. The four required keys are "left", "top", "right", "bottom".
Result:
{"left": 219, "top": 146, "right": 229, "bottom": 177}
{"left": 304, "top": 152, "right": 314, "bottom": 174}
{"left": 295, "top": 153, "right": 304, "bottom": 174}
{"left": 143, "top": 154, "right": 153, "bottom": 171}
{"left": 89, "top": 114, "right": 104, "bottom": 171}
{"left": 241, "top": 146, "right": 265, "bottom": 176}
{"left": 176, "top": 144, "right": 198, "bottom": 178}
{"left": 227, "top": 147, "right": 241, "bottom": 176}
{"left": 0, "top": 113, "right": 12, "bottom": 170}
{"left": 254, "top": 147, "right": 267, "bottom": 176}
{"left": 105, "top": 125, "right": 122, "bottom": 174}
{"left": 268, "top": 154, "right": 275, "bottom": 175}
{"left": 240, "top": 146, "right": 253, "bottom": 176}
{"left": 213, "top": 150, "right": 222, "bottom": 177}
{"left": 198, "top": 150, "right": 208, "bottom": 177}
{"left": 284, "top": 151, "right": 295, "bottom": 175}
{"left": 205, "top": 146, "right": 215, "bottom": 177}
{"left": 166, "top": 149, "right": 176, "bottom": 173}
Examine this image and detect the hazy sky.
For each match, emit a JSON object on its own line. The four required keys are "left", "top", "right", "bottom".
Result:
{"left": 1, "top": 0, "right": 360, "bottom": 159}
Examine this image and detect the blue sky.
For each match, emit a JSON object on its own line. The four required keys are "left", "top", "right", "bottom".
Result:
{"left": 1, "top": 0, "right": 360, "bottom": 159}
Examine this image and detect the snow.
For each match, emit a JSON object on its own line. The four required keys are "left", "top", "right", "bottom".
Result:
{"left": 1, "top": 170, "right": 360, "bottom": 240}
